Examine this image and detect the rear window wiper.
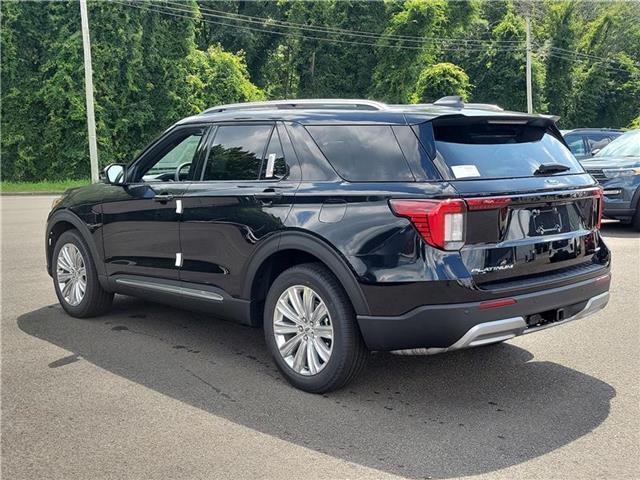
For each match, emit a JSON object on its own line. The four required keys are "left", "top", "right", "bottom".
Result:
{"left": 534, "top": 163, "right": 571, "bottom": 175}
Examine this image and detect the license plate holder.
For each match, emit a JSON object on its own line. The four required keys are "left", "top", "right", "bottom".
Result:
{"left": 531, "top": 207, "right": 563, "bottom": 235}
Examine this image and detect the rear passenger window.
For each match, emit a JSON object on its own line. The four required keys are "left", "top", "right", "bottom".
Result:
{"left": 306, "top": 125, "right": 415, "bottom": 181}
{"left": 202, "top": 124, "right": 272, "bottom": 181}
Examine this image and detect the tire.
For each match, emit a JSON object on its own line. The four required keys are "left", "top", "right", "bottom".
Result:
{"left": 263, "top": 263, "right": 368, "bottom": 393}
{"left": 52, "top": 230, "right": 113, "bottom": 318}
{"left": 632, "top": 207, "right": 640, "bottom": 231}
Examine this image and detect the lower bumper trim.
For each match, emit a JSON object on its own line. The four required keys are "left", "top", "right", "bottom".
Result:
{"left": 391, "top": 291, "right": 609, "bottom": 356}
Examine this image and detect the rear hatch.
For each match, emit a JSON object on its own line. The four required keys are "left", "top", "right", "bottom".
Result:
{"left": 425, "top": 116, "right": 605, "bottom": 288}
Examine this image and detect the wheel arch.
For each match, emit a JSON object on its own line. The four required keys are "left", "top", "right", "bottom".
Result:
{"left": 46, "top": 209, "right": 106, "bottom": 279}
{"left": 243, "top": 231, "right": 370, "bottom": 326}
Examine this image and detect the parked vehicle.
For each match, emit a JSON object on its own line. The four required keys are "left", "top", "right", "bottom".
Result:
{"left": 562, "top": 128, "right": 622, "bottom": 160}
{"left": 581, "top": 129, "right": 640, "bottom": 229}
{"left": 46, "top": 98, "right": 611, "bottom": 393}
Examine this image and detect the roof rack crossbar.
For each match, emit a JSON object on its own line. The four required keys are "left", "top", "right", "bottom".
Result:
{"left": 201, "top": 99, "right": 388, "bottom": 114}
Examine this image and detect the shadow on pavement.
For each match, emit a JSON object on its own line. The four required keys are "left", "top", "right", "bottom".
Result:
{"left": 18, "top": 297, "right": 615, "bottom": 479}
{"left": 599, "top": 220, "right": 639, "bottom": 238}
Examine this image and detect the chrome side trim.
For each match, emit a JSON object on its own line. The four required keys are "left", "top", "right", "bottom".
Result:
{"left": 176, "top": 199, "right": 183, "bottom": 214}
{"left": 392, "top": 292, "right": 609, "bottom": 356}
{"left": 115, "top": 278, "right": 223, "bottom": 302}
{"left": 175, "top": 253, "right": 183, "bottom": 267}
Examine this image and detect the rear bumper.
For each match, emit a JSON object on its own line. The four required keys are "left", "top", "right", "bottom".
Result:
{"left": 356, "top": 272, "right": 610, "bottom": 351}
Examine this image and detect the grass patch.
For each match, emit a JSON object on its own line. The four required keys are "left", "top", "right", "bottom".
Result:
{"left": 0, "top": 179, "right": 91, "bottom": 193}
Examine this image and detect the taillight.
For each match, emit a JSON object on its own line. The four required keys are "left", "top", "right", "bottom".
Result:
{"left": 389, "top": 199, "right": 466, "bottom": 250}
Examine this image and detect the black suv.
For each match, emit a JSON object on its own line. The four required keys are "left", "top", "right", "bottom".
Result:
{"left": 46, "top": 98, "right": 611, "bottom": 393}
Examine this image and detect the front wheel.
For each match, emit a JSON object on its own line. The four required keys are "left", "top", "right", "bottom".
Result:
{"left": 264, "top": 263, "right": 368, "bottom": 393}
{"left": 52, "top": 230, "right": 113, "bottom": 318}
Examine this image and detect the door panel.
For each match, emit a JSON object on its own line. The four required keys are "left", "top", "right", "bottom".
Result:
{"left": 179, "top": 123, "right": 300, "bottom": 296}
{"left": 179, "top": 181, "right": 297, "bottom": 293}
{"left": 101, "top": 125, "right": 209, "bottom": 280}
{"left": 102, "top": 183, "right": 188, "bottom": 279}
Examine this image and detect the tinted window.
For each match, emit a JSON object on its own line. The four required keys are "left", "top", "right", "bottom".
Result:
{"left": 306, "top": 125, "right": 414, "bottom": 181}
{"left": 392, "top": 125, "right": 440, "bottom": 180}
{"left": 433, "top": 120, "right": 583, "bottom": 179}
{"left": 261, "top": 129, "right": 287, "bottom": 179}
{"left": 595, "top": 130, "right": 640, "bottom": 157}
{"left": 203, "top": 125, "right": 273, "bottom": 181}
{"left": 564, "top": 134, "right": 586, "bottom": 156}
{"left": 585, "top": 134, "right": 612, "bottom": 152}
{"left": 142, "top": 130, "right": 204, "bottom": 182}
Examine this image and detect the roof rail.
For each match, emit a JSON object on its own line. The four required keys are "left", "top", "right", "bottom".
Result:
{"left": 201, "top": 99, "right": 388, "bottom": 114}
{"left": 390, "top": 100, "right": 504, "bottom": 112}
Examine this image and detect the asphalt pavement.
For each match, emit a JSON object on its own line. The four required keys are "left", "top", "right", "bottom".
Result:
{"left": 1, "top": 195, "right": 639, "bottom": 479}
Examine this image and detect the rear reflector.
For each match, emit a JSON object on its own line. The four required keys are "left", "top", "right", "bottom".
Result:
{"left": 479, "top": 298, "right": 517, "bottom": 310}
{"left": 389, "top": 199, "right": 466, "bottom": 250}
{"left": 466, "top": 197, "right": 512, "bottom": 210}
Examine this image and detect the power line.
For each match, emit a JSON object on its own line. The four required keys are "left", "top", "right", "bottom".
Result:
{"left": 114, "top": 1, "right": 525, "bottom": 53}
{"left": 178, "top": 1, "right": 523, "bottom": 46}
{"left": 544, "top": 51, "right": 635, "bottom": 74}
{"left": 549, "top": 46, "right": 640, "bottom": 67}
{"left": 163, "top": 1, "right": 521, "bottom": 49}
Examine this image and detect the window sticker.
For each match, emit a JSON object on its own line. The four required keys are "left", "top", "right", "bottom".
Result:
{"left": 265, "top": 153, "right": 276, "bottom": 178}
{"left": 451, "top": 164, "right": 481, "bottom": 178}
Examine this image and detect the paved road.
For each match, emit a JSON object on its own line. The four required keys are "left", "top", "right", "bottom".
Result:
{"left": 1, "top": 195, "right": 639, "bottom": 480}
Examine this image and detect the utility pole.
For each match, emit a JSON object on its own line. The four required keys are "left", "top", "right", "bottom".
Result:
{"left": 525, "top": 13, "right": 533, "bottom": 114}
{"left": 79, "top": 0, "right": 99, "bottom": 183}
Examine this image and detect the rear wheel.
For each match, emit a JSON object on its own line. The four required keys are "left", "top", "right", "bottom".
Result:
{"left": 53, "top": 230, "right": 113, "bottom": 317}
{"left": 264, "top": 263, "right": 368, "bottom": 393}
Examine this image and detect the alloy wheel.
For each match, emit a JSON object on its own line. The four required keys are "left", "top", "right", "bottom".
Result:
{"left": 56, "top": 243, "right": 87, "bottom": 306}
{"left": 273, "top": 285, "right": 334, "bottom": 376}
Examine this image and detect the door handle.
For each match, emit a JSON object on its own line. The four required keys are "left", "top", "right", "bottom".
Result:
{"left": 154, "top": 193, "right": 174, "bottom": 203}
{"left": 255, "top": 188, "right": 282, "bottom": 205}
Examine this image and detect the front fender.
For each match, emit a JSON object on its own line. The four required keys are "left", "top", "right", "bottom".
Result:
{"left": 46, "top": 208, "right": 106, "bottom": 279}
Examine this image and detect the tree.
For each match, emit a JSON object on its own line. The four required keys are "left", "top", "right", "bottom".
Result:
{"left": 2, "top": 0, "right": 640, "bottom": 181}
{"left": 369, "top": 0, "right": 449, "bottom": 103}
{"left": 184, "top": 45, "right": 265, "bottom": 113}
{"left": 472, "top": 6, "right": 544, "bottom": 111}
{"left": 543, "top": 1, "right": 578, "bottom": 120}
{"left": 410, "top": 62, "right": 471, "bottom": 102}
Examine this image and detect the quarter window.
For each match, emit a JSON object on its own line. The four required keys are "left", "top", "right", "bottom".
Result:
{"left": 202, "top": 125, "right": 273, "bottom": 181}
{"left": 261, "top": 129, "right": 287, "bottom": 179}
{"left": 306, "top": 125, "right": 415, "bottom": 181}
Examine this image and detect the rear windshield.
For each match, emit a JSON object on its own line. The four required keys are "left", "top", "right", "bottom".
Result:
{"left": 305, "top": 125, "right": 415, "bottom": 181}
{"left": 431, "top": 119, "right": 583, "bottom": 179}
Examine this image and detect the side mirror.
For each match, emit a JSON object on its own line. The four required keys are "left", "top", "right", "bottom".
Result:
{"left": 591, "top": 148, "right": 601, "bottom": 156}
{"left": 104, "top": 164, "right": 126, "bottom": 185}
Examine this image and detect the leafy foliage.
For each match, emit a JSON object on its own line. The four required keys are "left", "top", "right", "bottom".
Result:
{"left": 410, "top": 62, "right": 472, "bottom": 102}
{"left": 1, "top": 0, "right": 639, "bottom": 181}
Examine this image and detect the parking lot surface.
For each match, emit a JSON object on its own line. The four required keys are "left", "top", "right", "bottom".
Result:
{"left": 1, "top": 195, "right": 639, "bottom": 479}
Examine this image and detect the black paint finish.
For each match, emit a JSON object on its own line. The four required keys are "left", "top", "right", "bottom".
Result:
{"left": 45, "top": 104, "right": 611, "bottom": 351}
